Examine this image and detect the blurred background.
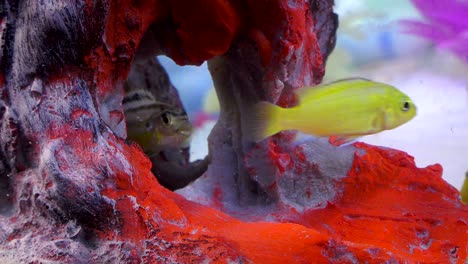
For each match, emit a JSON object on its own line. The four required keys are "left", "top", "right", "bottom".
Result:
{"left": 158, "top": 0, "right": 468, "bottom": 190}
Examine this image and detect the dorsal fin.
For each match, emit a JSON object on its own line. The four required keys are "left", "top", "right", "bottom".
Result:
{"left": 294, "top": 78, "right": 374, "bottom": 103}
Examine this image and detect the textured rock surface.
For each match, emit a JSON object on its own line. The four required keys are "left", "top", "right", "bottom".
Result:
{"left": 0, "top": 0, "right": 467, "bottom": 263}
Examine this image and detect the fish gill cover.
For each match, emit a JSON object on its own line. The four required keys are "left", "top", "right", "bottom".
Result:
{"left": 0, "top": 0, "right": 466, "bottom": 263}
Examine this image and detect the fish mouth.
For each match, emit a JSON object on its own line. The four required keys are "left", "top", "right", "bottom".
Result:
{"left": 179, "top": 130, "right": 192, "bottom": 137}
{"left": 160, "top": 133, "right": 192, "bottom": 148}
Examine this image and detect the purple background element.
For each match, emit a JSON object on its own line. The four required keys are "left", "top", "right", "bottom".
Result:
{"left": 401, "top": 0, "right": 468, "bottom": 62}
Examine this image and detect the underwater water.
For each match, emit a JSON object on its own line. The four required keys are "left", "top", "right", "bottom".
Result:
{"left": 161, "top": 0, "right": 468, "bottom": 190}
{"left": 1, "top": 0, "right": 466, "bottom": 262}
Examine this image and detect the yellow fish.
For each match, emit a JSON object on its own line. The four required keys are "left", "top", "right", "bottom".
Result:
{"left": 461, "top": 171, "right": 468, "bottom": 204}
{"left": 124, "top": 89, "right": 193, "bottom": 155}
{"left": 244, "top": 78, "right": 417, "bottom": 145}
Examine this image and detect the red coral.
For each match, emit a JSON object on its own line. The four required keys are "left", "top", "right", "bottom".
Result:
{"left": 295, "top": 143, "right": 468, "bottom": 262}
{"left": 148, "top": 0, "right": 241, "bottom": 66}
{"left": 1, "top": 0, "right": 466, "bottom": 263}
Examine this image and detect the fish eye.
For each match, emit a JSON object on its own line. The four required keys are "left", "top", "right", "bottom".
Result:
{"left": 161, "top": 112, "right": 171, "bottom": 126}
{"left": 402, "top": 101, "right": 410, "bottom": 112}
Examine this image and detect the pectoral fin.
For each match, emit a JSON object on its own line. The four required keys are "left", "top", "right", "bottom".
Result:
{"left": 328, "top": 135, "right": 361, "bottom": 146}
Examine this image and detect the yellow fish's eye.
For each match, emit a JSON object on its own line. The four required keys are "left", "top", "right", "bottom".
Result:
{"left": 402, "top": 101, "right": 411, "bottom": 112}
{"left": 161, "top": 112, "right": 172, "bottom": 126}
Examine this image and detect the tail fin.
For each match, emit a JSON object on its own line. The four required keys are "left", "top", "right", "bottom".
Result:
{"left": 242, "top": 101, "right": 283, "bottom": 142}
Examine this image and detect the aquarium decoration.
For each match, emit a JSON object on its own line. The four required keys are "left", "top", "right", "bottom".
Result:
{"left": 401, "top": 0, "right": 468, "bottom": 62}
{"left": 0, "top": 0, "right": 466, "bottom": 263}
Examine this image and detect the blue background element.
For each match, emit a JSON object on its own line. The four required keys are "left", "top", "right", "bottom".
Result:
{"left": 158, "top": 56, "right": 213, "bottom": 117}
